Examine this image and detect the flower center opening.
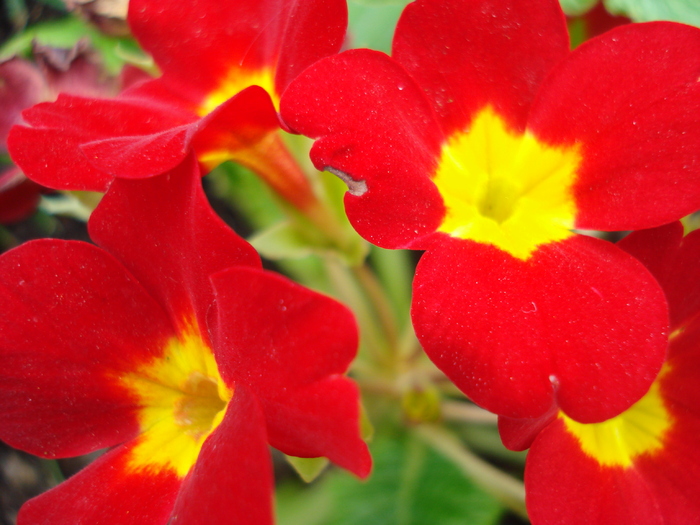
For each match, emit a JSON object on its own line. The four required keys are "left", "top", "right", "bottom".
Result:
{"left": 432, "top": 106, "right": 581, "bottom": 260}
{"left": 197, "top": 67, "right": 277, "bottom": 116}
{"left": 561, "top": 366, "right": 673, "bottom": 468}
{"left": 174, "top": 371, "right": 228, "bottom": 442}
{"left": 120, "top": 320, "right": 233, "bottom": 477}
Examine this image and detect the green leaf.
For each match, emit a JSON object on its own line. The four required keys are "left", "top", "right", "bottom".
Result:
{"left": 0, "top": 16, "right": 142, "bottom": 74}
{"left": 286, "top": 455, "right": 330, "bottom": 483}
{"left": 558, "top": 0, "right": 598, "bottom": 16}
{"left": 603, "top": 0, "right": 700, "bottom": 26}
{"left": 249, "top": 221, "right": 316, "bottom": 260}
{"left": 347, "top": 1, "right": 411, "bottom": 53}
{"left": 322, "top": 433, "right": 504, "bottom": 525}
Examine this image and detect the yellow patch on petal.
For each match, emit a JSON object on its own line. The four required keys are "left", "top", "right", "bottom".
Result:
{"left": 197, "top": 67, "right": 277, "bottom": 116}
{"left": 120, "top": 319, "right": 232, "bottom": 478}
{"left": 433, "top": 106, "right": 581, "bottom": 260}
{"left": 561, "top": 366, "right": 673, "bottom": 468}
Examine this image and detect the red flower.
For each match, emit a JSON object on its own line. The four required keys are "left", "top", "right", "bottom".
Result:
{"left": 0, "top": 155, "right": 370, "bottom": 524}
{"left": 280, "top": 0, "right": 700, "bottom": 421}
{"left": 500, "top": 222, "right": 700, "bottom": 524}
{"left": 8, "top": 0, "right": 347, "bottom": 210}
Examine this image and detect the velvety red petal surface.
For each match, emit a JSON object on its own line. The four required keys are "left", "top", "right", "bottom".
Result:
{"left": 525, "top": 418, "right": 663, "bottom": 525}
{"left": 168, "top": 386, "right": 274, "bottom": 525}
{"left": 525, "top": 338, "right": 700, "bottom": 524}
{"left": 210, "top": 266, "right": 369, "bottom": 477}
{"left": 618, "top": 223, "right": 700, "bottom": 331}
{"left": 129, "top": 0, "right": 346, "bottom": 103}
{"left": 281, "top": 49, "right": 445, "bottom": 249}
{"left": 8, "top": 93, "right": 193, "bottom": 190}
{"left": 523, "top": 224, "right": 700, "bottom": 524}
{"left": 193, "top": 86, "right": 279, "bottom": 163}
{"left": 412, "top": 234, "right": 668, "bottom": 421}
{"left": 0, "top": 240, "right": 173, "bottom": 457}
{"left": 18, "top": 443, "right": 181, "bottom": 525}
{"left": 528, "top": 22, "right": 700, "bottom": 231}
{"left": 498, "top": 408, "right": 557, "bottom": 452}
{"left": 261, "top": 377, "right": 371, "bottom": 478}
{"left": 89, "top": 154, "right": 260, "bottom": 333}
{"left": 210, "top": 266, "right": 357, "bottom": 390}
{"left": 393, "top": 0, "right": 569, "bottom": 135}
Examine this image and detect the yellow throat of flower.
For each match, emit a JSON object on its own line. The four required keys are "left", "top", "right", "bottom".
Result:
{"left": 433, "top": 106, "right": 581, "bottom": 260}
{"left": 561, "top": 365, "right": 673, "bottom": 468}
{"left": 197, "top": 67, "right": 278, "bottom": 116}
{"left": 120, "top": 320, "right": 232, "bottom": 478}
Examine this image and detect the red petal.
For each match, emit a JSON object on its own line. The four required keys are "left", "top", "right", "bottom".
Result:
{"left": 169, "top": 386, "right": 274, "bottom": 525}
{"left": 0, "top": 240, "right": 173, "bottom": 457}
{"left": 261, "top": 376, "right": 371, "bottom": 478}
{"left": 80, "top": 123, "right": 195, "bottom": 179}
{"left": 412, "top": 234, "right": 668, "bottom": 421}
{"left": 525, "top": 418, "right": 664, "bottom": 525}
{"left": 526, "top": 348, "right": 700, "bottom": 524}
{"left": 18, "top": 444, "right": 181, "bottom": 525}
{"left": 8, "top": 92, "right": 193, "bottom": 190}
{"left": 89, "top": 154, "right": 260, "bottom": 333}
{"left": 280, "top": 49, "right": 445, "bottom": 249}
{"left": 210, "top": 266, "right": 357, "bottom": 390}
{"left": 129, "top": 0, "right": 346, "bottom": 104}
{"left": 498, "top": 408, "right": 557, "bottom": 452}
{"left": 618, "top": 223, "right": 700, "bottom": 332}
{"left": 193, "top": 86, "right": 279, "bottom": 166}
{"left": 393, "top": 0, "right": 569, "bottom": 135}
{"left": 528, "top": 22, "right": 700, "bottom": 230}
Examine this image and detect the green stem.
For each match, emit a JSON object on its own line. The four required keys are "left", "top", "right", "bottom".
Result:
{"left": 441, "top": 401, "right": 499, "bottom": 425}
{"left": 414, "top": 424, "right": 528, "bottom": 520}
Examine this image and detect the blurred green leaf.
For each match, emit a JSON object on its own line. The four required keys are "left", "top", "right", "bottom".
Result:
{"left": 0, "top": 16, "right": 141, "bottom": 74}
{"left": 37, "top": 0, "right": 68, "bottom": 10}
{"left": 558, "top": 0, "right": 598, "bottom": 16}
{"left": 286, "top": 456, "right": 330, "bottom": 483}
{"left": 347, "top": 1, "right": 411, "bottom": 52}
{"left": 604, "top": 0, "right": 700, "bottom": 25}
{"left": 321, "top": 433, "right": 504, "bottom": 525}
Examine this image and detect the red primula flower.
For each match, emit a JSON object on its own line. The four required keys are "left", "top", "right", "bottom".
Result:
{"left": 280, "top": 0, "right": 700, "bottom": 421}
{"left": 8, "top": 0, "right": 347, "bottom": 210}
{"left": 500, "top": 222, "right": 700, "bottom": 524}
{"left": 0, "top": 154, "right": 370, "bottom": 524}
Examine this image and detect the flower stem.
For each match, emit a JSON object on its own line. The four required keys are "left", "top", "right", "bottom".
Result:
{"left": 414, "top": 424, "right": 528, "bottom": 520}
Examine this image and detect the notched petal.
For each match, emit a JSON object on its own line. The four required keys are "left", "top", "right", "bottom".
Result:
{"left": 326, "top": 166, "right": 367, "bottom": 196}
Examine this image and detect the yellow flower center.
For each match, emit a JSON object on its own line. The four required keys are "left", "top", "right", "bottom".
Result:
{"left": 561, "top": 365, "right": 673, "bottom": 467}
{"left": 120, "top": 320, "right": 232, "bottom": 478}
{"left": 433, "top": 106, "right": 581, "bottom": 260}
{"left": 197, "top": 67, "right": 278, "bottom": 116}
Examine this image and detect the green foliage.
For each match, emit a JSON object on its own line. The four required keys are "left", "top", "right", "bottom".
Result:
{"left": 347, "top": 0, "right": 412, "bottom": 53}
{"left": 0, "top": 16, "right": 142, "bottom": 74}
{"left": 604, "top": 0, "right": 700, "bottom": 25}
{"left": 279, "top": 433, "right": 504, "bottom": 525}
{"left": 286, "top": 456, "right": 330, "bottom": 483}
{"left": 559, "top": 0, "right": 598, "bottom": 16}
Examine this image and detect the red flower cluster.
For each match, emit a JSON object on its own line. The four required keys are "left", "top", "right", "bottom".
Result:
{"left": 1, "top": 1, "right": 370, "bottom": 523}
{"left": 0, "top": 156, "right": 370, "bottom": 524}
{"left": 280, "top": 0, "right": 700, "bottom": 424}
{"left": 3, "top": 0, "right": 700, "bottom": 523}
{"left": 9, "top": 0, "right": 347, "bottom": 210}
{"left": 500, "top": 223, "right": 700, "bottom": 523}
